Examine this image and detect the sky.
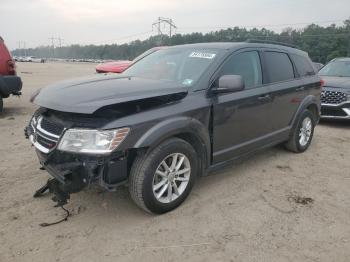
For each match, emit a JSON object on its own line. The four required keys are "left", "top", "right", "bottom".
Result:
{"left": 1, "top": 0, "right": 349, "bottom": 50}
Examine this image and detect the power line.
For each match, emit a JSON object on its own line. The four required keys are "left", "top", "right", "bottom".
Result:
{"left": 15, "top": 18, "right": 350, "bottom": 49}
{"left": 89, "top": 30, "right": 153, "bottom": 45}
{"left": 177, "top": 19, "right": 347, "bottom": 31}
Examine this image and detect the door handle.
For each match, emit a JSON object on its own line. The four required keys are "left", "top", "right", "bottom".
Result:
{"left": 296, "top": 86, "right": 305, "bottom": 92}
{"left": 257, "top": 94, "right": 272, "bottom": 102}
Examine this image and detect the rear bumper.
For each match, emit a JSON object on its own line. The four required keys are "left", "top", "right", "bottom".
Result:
{"left": 320, "top": 102, "right": 350, "bottom": 120}
{"left": 0, "top": 75, "right": 22, "bottom": 97}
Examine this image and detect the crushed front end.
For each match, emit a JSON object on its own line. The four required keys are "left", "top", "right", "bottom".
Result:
{"left": 25, "top": 109, "right": 130, "bottom": 204}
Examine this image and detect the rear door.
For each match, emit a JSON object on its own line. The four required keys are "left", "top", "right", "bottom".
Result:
{"left": 212, "top": 49, "right": 274, "bottom": 163}
{"left": 261, "top": 50, "right": 305, "bottom": 131}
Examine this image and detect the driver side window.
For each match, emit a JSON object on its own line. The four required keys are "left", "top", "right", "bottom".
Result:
{"left": 220, "top": 51, "right": 263, "bottom": 89}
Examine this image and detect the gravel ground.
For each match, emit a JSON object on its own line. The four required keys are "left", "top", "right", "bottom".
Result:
{"left": 0, "top": 62, "right": 349, "bottom": 262}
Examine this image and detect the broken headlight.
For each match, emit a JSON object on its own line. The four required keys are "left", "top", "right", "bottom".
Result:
{"left": 57, "top": 128, "right": 130, "bottom": 154}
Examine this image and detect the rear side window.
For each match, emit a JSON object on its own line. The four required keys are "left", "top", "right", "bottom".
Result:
{"left": 291, "top": 54, "right": 315, "bottom": 77}
{"left": 264, "top": 52, "right": 294, "bottom": 83}
{"left": 220, "top": 51, "right": 262, "bottom": 89}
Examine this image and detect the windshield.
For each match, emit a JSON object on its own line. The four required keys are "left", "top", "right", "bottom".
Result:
{"left": 132, "top": 48, "right": 160, "bottom": 62}
{"left": 319, "top": 61, "right": 350, "bottom": 77}
{"left": 123, "top": 48, "right": 219, "bottom": 86}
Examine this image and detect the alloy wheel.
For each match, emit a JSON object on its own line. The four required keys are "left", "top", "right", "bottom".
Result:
{"left": 152, "top": 153, "right": 191, "bottom": 204}
{"left": 299, "top": 116, "right": 312, "bottom": 146}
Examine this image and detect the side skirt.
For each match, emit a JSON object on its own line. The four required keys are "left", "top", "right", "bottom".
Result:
{"left": 205, "top": 127, "right": 291, "bottom": 175}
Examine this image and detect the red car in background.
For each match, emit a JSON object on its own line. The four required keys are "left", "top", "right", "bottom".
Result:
{"left": 95, "top": 46, "right": 165, "bottom": 73}
{"left": 0, "top": 36, "right": 22, "bottom": 112}
{"left": 0, "top": 37, "right": 16, "bottom": 75}
{"left": 95, "top": 60, "right": 131, "bottom": 73}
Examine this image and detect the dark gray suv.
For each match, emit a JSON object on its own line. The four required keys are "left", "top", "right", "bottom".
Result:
{"left": 25, "top": 42, "right": 322, "bottom": 214}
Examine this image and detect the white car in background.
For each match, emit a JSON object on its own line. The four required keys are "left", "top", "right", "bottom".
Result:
{"left": 24, "top": 56, "right": 45, "bottom": 63}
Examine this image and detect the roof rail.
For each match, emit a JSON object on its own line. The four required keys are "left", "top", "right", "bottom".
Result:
{"left": 245, "top": 39, "right": 297, "bottom": 48}
{"left": 331, "top": 57, "right": 350, "bottom": 61}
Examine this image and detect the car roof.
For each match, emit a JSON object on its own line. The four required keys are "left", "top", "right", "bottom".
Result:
{"left": 331, "top": 57, "right": 350, "bottom": 62}
{"left": 167, "top": 42, "right": 308, "bottom": 56}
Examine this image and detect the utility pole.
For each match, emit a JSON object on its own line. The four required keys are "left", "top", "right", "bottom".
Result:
{"left": 17, "top": 41, "right": 27, "bottom": 56}
{"left": 348, "top": 33, "right": 350, "bottom": 57}
{"left": 17, "top": 41, "right": 21, "bottom": 56}
{"left": 48, "top": 37, "right": 55, "bottom": 58}
{"left": 57, "top": 37, "right": 64, "bottom": 48}
{"left": 152, "top": 17, "right": 163, "bottom": 36}
{"left": 152, "top": 17, "right": 177, "bottom": 38}
{"left": 23, "top": 41, "right": 27, "bottom": 56}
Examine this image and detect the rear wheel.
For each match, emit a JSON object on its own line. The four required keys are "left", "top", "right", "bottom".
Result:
{"left": 129, "top": 138, "right": 198, "bottom": 214}
{"left": 285, "top": 109, "right": 315, "bottom": 153}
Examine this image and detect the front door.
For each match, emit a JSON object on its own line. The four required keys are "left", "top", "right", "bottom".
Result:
{"left": 212, "top": 50, "right": 274, "bottom": 163}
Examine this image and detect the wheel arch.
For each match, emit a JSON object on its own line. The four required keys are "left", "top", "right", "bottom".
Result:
{"left": 306, "top": 103, "right": 320, "bottom": 123}
{"left": 132, "top": 116, "right": 211, "bottom": 173}
{"left": 0, "top": 78, "right": 9, "bottom": 98}
{"left": 291, "top": 95, "right": 320, "bottom": 128}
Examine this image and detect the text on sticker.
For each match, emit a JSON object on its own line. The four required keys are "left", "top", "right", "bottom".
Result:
{"left": 189, "top": 52, "right": 216, "bottom": 59}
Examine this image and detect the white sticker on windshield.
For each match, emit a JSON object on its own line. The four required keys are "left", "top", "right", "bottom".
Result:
{"left": 189, "top": 52, "right": 216, "bottom": 59}
{"left": 182, "top": 79, "right": 193, "bottom": 86}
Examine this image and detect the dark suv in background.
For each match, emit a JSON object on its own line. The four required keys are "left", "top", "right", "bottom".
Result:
{"left": 0, "top": 36, "right": 22, "bottom": 112}
{"left": 319, "top": 57, "right": 350, "bottom": 120}
{"left": 26, "top": 41, "right": 321, "bottom": 214}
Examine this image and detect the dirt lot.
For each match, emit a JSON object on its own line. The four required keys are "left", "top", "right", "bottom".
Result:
{"left": 0, "top": 62, "right": 350, "bottom": 262}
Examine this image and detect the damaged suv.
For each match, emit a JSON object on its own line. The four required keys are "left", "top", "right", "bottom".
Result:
{"left": 25, "top": 42, "right": 321, "bottom": 214}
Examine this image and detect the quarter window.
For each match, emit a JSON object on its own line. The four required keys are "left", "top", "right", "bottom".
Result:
{"left": 291, "top": 54, "right": 315, "bottom": 77}
{"left": 264, "top": 52, "right": 294, "bottom": 83}
{"left": 220, "top": 51, "right": 262, "bottom": 89}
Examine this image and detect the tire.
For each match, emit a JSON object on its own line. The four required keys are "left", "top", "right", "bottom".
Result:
{"left": 285, "top": 109, "right": 315, "bottom": 153}
{"left": 0, "top": 95, "right": 3, "bottom": 113}
{"left": 129, "top": 138, "right": 198, "bottom": 214}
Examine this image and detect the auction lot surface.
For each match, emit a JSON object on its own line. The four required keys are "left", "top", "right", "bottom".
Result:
{"left": 1, "top": 62, "right": 350, "bottom": 262}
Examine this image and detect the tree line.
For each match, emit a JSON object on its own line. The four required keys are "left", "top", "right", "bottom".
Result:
{"left": 12, "top": 18, "right": 350, "bottom": 64}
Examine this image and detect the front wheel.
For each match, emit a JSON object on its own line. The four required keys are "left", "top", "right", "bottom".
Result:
{"left": 285, "top": 109, "right": 315, "bottom": 153}
{"left": 129, "top": 138, "right": 198, "bottom": 214}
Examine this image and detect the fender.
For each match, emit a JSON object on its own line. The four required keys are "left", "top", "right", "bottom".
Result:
{"left": 290, "top": 94, "right": 320, "bottom": 128}
{"left": 133, "top": 116, "right": 211, "bottom": 166}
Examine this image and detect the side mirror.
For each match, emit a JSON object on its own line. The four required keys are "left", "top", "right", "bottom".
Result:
{"left": 212, "top": 75, "right": 245, "bottom": 94}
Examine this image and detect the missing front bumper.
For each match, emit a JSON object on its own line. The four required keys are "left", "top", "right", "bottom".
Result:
{"left": 35, "top": 149, "right": 129, "bottom": 195}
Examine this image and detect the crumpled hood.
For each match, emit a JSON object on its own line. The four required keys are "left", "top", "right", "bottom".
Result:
{"left": 31, "top": 75, "right": 188, "bottom": 114}
{"left": 322, "top": 76, "right": 350, "bottom": 89}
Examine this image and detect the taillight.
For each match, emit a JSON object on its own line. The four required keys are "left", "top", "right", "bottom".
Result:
{"left": 7, "top": 60, "right": 16, "bottom": 75}
{"left": 320, "top": 79, "right": 325, "bottom": 87}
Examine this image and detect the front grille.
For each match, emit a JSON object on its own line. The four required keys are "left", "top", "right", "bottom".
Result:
{"left": 30, "top": 116, "right": 64, "bottom": 153}
{"left": 40, "top": 117, "right": 64, "bottom": 136}
{"left": 321, "top": 90, "right": 347, "bottom": 105}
